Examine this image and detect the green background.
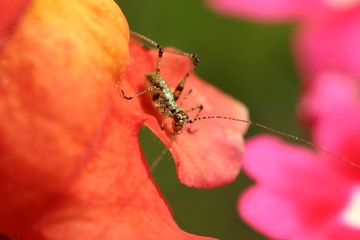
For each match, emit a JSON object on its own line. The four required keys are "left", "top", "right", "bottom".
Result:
{"left": 117, "top": 0, "right": 302, "bottom": 239}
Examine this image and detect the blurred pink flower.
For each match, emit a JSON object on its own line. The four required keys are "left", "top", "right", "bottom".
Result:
{"left": 239, "top": 72, "right": 360, "bottom": 239}
{"left": 206, "top": 0, "right": 360, "bottom": 79}
{"left": 299, "top": 71, "right": 360, "bottom": 173}
{"left": 239, "top": 134, "right": 360, "bottom": 240}
{"left": 207, "top": 0, "right": 360, "bottom": 22}
{"left": 295, "top": 7, "right": 360, "bottom": 78}
{"left": 299, "top": 71, "right": 360, "bottom": 130}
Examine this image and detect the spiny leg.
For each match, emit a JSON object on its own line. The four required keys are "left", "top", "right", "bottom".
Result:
{"left": 172, "top": 51, "right": 200, "bottom": 101}
{"left": 131, "top": 31, "right": 199, "bottom": 102}
{"left": 179, "top": 89, "right": 193, "bottom": 107}
{"left": 185, "top": 104, "right": 203, "bottom": 133}
{"left": 131, "top": 31, "right": 164, "bottom": 79}
{"left": 121, "top": 31, "right": 166, "bottom": 100}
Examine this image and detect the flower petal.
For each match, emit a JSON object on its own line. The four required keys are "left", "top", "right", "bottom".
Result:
{"left": 240, "top": 135, "right": 356, "bottom": 239}
{"left": 0, "top": 0, "right": 30, "bottom": 38}
{"left": 33, "top": 106, "right": 215, "bottom": 240}
{"left": 0, "top": 0, "right": 128, "bottom": 235}
{"left": 299, "top": 72, "right": 360, "bottom": 179}
{"left": 299, "top": 71, "right": 359, "bottom": 126}
{"left": 240, "top": 186, "right": 304, "bottom": 238}
{"left": 295, "top": 6, "right": 360, "bottom": 77}
{"left": 206, "top": 0, "right": 335, "bottom": 22}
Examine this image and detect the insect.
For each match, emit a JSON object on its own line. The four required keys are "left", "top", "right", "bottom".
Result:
{"left": 121, "top": 31, "right": 360, "bottom": 168}
{"left": 121, "top": 31, "right": 201, "bottom": 135}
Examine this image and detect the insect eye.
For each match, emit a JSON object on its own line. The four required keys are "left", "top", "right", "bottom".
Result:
{"left": 170, "top": 109, "right": 176, "bottom": 114}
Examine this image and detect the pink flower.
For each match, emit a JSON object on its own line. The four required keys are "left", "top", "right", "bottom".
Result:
{"left": 239, "top": 72, "right": 360, "bottom": 239}
{"left": 239, "top": 134, "right": 360, "bottom": 239}
{"left": 207, "top": 0, "right": 360, "bottom": 23}
{"left": 299, "top": 71, "right": 360, "bottom": 173}
{"left": 295, "top": 7, "right": 360, "bottom": 78}
{"left": 206, "top": 0, "right": 360, "bottom": 79}
{"left": 299, "top": 71, "right": 360, "bottom": 133}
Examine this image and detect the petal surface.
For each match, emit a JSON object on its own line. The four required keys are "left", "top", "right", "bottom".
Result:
{"left": 0, "top": 0, "right": 30, "bottom": 38}
{"left": 240, "top": 135, "right": 360, "bottom": 239}
{"left": 206, "top": 0, "right": 336, "bottom": 22}
{"left": 295, "top": 6, "right": 360, "bottom": 77}
{"left": 299, "top": 72, "right": 360, "bottom": 179}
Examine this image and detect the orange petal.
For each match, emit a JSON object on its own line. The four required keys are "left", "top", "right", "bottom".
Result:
{"left": 0, "top": 0, "right": 129, "bottom": 235}
{"left": 0, "top": 0, "right": 219, "bottom": 239}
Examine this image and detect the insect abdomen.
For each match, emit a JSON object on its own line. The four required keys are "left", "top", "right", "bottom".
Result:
{"left": 145, "top": 73, "right": 179, "bottom": 117}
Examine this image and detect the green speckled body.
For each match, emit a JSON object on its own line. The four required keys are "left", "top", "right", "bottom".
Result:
{"left": 146, "top": 73, "right": 180, "bottom": 117}
{"left": 145, "top": 72, "right": 189, "bottom": 135}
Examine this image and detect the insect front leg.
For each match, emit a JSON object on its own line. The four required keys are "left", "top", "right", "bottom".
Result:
{"left": 120, "top": 84, "right": 163, "bottom": 100}
{"left": 186, "top": 104, "right": 203, "bottom": 133}
{"left": 178, "top": 89, "right": 193, "bottom": 107}
{"left": 160, "top": 118, "right": 166, "bottom": 130}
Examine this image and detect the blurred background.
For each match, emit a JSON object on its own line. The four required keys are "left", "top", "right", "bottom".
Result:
{"left": 117, "top": 0, "right": 301, "bottom": 239}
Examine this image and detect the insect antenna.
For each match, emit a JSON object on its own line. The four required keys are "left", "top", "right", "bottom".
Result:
{"left": 120, "top": 86, "right": 158, "bottom": 100}
{"left": 189, "top": 116, "right": 360, "bottom": 168}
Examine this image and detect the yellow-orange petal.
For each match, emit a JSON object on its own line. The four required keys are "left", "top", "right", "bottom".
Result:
{"left": 0, "top": 0, "right": 129, "bottom": 234}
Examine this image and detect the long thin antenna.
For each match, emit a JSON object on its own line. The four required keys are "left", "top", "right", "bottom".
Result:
{"left": 189, "top": 116, "right": 360, "bottom": 168}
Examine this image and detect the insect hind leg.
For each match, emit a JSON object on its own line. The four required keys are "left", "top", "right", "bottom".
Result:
{"left": 119, "top": 32, "right": 165, "bottom": 100}
{"left": 171, "top": 51, "right": 199, "bottom": 101}
{"left": 131, "top": 31, "right": 199, "bottom": 102}
{"left": 131, "top": 31, "right": 164, "bottom": 78}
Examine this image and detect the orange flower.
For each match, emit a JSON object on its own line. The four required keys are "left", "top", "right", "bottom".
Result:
{"left": 0, "top": 0, "right": 247, "bottom": 239}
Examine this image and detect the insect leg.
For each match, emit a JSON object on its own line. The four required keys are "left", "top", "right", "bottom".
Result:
{"left": 131, "top": 31, "right": 199, "bottom": 102}
{"left": 178, "top": 89, "right": 193, "bottom": 107}
{"left": 121, "top": 32, "right": 165, "bottom": 100}
{"left": 172, "top": 52, "right": 199, "bottom": 101}
{"left": 160, "top": 118, "right": 166, "bottom": 130}
{"left": 186, "top": 104, "right": 203, "bottom": 116}
{"left": 185, "top": 104, "right": 203, "bottom": 133}
{"left": 120, "top": 85, "right": 159, "bottom": 100}
{"left": 131, "top": 31, "right": 164, "bottom": 78}
{"left": 123, "top": 31, "right": 166, "bottom": 101}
